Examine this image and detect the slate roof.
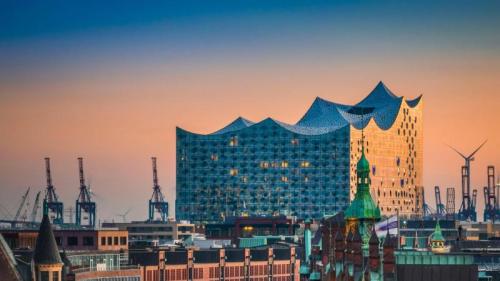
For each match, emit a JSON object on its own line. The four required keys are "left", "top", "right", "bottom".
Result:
{"left": 180, "top": 81, "right": 422, "bottom": 136}
{"left": 33, "top": 215, "right": 62, "bottom": 265}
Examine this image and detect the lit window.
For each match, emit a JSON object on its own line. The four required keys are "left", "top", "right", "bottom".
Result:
{"left": 211, "top": 154, "right": 218, "bottom": 161}
{"left": 230, "top": 169, "right": 238, "bottom": 176}
{"left": 281, "top": 161, "right": 289, "bottom": 168}
{"left": 260, "top": 161, "right": 269, "bottom": 168}
{"left": 242, "top": 176, "right": 248, "bottom": 183}
{"left": 304, "top": 176, "right": 309, "bottom": 183}
{"left": 300, "top": 161, "right": 310, "bottom": 168}
{"left": 291, "top": 138, "right": 299, "bottom": 145}
{"left": 281, "top": 176, "right": 288, "bottom": 182}
{"left": 229, "top": 136, "right": 238, "bottom": 146}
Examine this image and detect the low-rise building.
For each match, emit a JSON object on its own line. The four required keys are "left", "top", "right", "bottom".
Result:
{"left": 129, "top": 246, "right": 300, "bottom": 281}
{"left": 205, "top": 215, "right": 299, "bottom": 244}
{"left": 0, "top": 228, "right": 128, "bottom": 252}
{"left": 102, "top": 220, "right": 195, "bottom": 247}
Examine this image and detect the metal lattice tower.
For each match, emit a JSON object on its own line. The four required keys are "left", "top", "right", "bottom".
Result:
{"left": 435, "top": 186, "right": 445, "bottom": 217}
{"left": 483, "top": 166, "right": 498, "bottom": 222}
{"left": 450, "top": 141, "right": 486, "bottom": 222}
{"left": 148, "top": 157, "right": 168, "bottom": 222}
{"left": 42, "top": 157, "right": 64, "bottom": 224}
{"left": 446, "top": 187, "right": 455, "bottom": 217}
{"left": 75, "top": 157, "right": 96, "bottom": 227}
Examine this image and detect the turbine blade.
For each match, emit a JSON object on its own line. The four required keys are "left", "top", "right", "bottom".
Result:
{"left": 468, "top": 140, "right": 487, "bottom": 158}
{"left": 446, "top": 143, "right": 467, "bottom": 159}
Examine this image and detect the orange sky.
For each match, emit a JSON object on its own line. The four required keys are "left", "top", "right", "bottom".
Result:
{"left": 1, "top": 1, "right": 500, "bottom": 221}
{"left": 1, "top": 54, "right": 499, "bottom": 221}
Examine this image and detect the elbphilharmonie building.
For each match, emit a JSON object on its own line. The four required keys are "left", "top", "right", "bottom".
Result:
{"left": 176, "top": 82, "right": 423, "bottom": 222}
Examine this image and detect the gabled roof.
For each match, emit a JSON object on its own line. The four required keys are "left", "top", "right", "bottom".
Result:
{"left": 0, "top": 234, "right": 23, "bottom": 281}
{"left": 33, "top": 215, "right": 62, "bottom": 265}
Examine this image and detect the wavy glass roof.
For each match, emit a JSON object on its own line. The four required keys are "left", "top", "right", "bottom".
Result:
{"left": 194, "top": 81, "right": 421, "bottom": 136}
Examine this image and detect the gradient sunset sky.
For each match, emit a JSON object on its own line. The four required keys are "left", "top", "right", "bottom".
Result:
{"left": 1, "top": 0, "right": 499, "bottom": 222}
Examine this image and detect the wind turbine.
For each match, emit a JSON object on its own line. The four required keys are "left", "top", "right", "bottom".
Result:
{"left": 116, "top": 208, "right": 132, "bottom": 222}
{"left": 448, "top": 140, "right": 487, "bottom": 221}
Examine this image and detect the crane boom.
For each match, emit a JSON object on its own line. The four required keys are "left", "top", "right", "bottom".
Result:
{"left": 13, "top": 187, "right": 30, "bottom": 221}
{"left": 30, "top": 191, "right": 41, "bottom": 222}
{"left": 435, "top": 186, "right": 445, "bottom": 216}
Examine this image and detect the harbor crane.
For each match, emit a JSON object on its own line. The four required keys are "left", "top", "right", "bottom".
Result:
{"left": 449, "top": 140, "right": 486, "bottom": 221}
{"left": 435, "top": 186, "right": 446, "bottom": 217}
{"left": 421, "top": 187, "right": 433, "bottom": 218}
{"left": 43, "top": 157, "right": 64, "bottom": 224}
{"left": 483, "top": 166, "right": 498, "bottom": 222}
{"left": 13, "top": 187, "right": 30, "bottom": 222}
{"left": 30, "top": 191, "right": 41, "bottom": 223}
{"left": 446, "top": 187, "right": 455, "bottom": 219}
{"left": 471, "top": 189, "right": 478, "bottom": 214}
{"left": 75, "top": 157, "right": 96, "bottom": 228}
{"left": 148, "top": 157, "right": 169, "bottom": 222}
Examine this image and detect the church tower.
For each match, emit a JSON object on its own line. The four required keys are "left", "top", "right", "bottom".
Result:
{"left": 33, "top": 215, "right": 63, "bottom": 281}
{"left": 344, "top": 131, "right": 381, "bottom": 243}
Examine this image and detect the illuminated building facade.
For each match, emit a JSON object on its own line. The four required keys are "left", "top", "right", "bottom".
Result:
{"left": 176, "top": 82, "right": 423, "bottom": 222}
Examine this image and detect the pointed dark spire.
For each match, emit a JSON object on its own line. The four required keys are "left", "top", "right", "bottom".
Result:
{"left": 346, "top": 229, "right": 353, "bottom": 242}
{"left": 335, "top": 227, "right": 345, "bottom": 242}
{"left": 369, "top": 228, "right": 379, "bottom": 245}
{"left": 34, "top": 215, "right": 62, "bottom": 265}
{"left": 383, "top": 232, "right": 396, "bottom": 248}
{"left": 352, "top": 227, "right": 362, "bottom": 243}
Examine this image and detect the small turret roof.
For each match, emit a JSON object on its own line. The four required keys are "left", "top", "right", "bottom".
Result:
{"left": 351, "top": 227, "right": 362, "bottom": 243}
{"left": 356, "top": 150, "right": 370, "bottom": 172}
{"left": 33, "top": 215, "right": 62, "bottom": 265}
{"left": 345, "top": 147, "right": 381, "bottom": 220}
{"left": 369, "top": 228, "right": 379, "bottom": 245}
{"left": 383, "top": 233, "right": 397, "bottom": 248}
{"left": 335, "top": 228, "right": 344, "bottom": 242}
{"left": 430, "top": 220, "right": 445, "bottom": 242}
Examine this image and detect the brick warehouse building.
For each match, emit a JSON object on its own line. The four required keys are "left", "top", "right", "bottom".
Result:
{"left": 130, "top": 246, "right": 300, "bottom": 281}
{"left": 176, "top": 82, "right": 423, "bottom": 222}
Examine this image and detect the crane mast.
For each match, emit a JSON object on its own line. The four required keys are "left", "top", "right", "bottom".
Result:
{"left": 483, "top": 166, "right": 498, "bottom": 222}
{"left": 446, "top": 187, "right": 455, "bottom": 219}
{"left": 435, "top": 186, "right": 445, "bottom": 217}
{"left": 75, "top": 157, "right": 96, "bottom": 228}
{"left": 43, "top": 157, "right": 64, "bottom": 224}
{"left": 148, "top": 157, "right": 168, "bottom": 222}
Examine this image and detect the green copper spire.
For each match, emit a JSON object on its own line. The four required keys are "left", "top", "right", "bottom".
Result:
{"left": 431, "top": 220, "right": 445, "bottom": 242}
{"left": 345, "top": 132, "right": 381, "bottom": 220}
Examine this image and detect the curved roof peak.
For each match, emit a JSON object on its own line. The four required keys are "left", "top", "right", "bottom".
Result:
{"left": 355, "top": 81, "right": 399, "bottom": 108}
{"left": 187, "top": 81, "right": 421, "bottom": 137}
{"left": 211, "top": 116, "right": 254, "bottom": 135}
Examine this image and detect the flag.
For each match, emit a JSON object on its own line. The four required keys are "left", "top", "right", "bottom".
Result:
{"left": 375, "top": 215, "right": 398, "bottom": 237}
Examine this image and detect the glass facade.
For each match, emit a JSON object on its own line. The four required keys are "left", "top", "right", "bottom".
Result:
{"left": 176, "top": 82, "right": 423, "bottom": 222}
{"left": 68, "top": 252, "right": 122, "bottom": 270}
{"left": 177, "top": 120, "right": 351, "bottom": 222}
